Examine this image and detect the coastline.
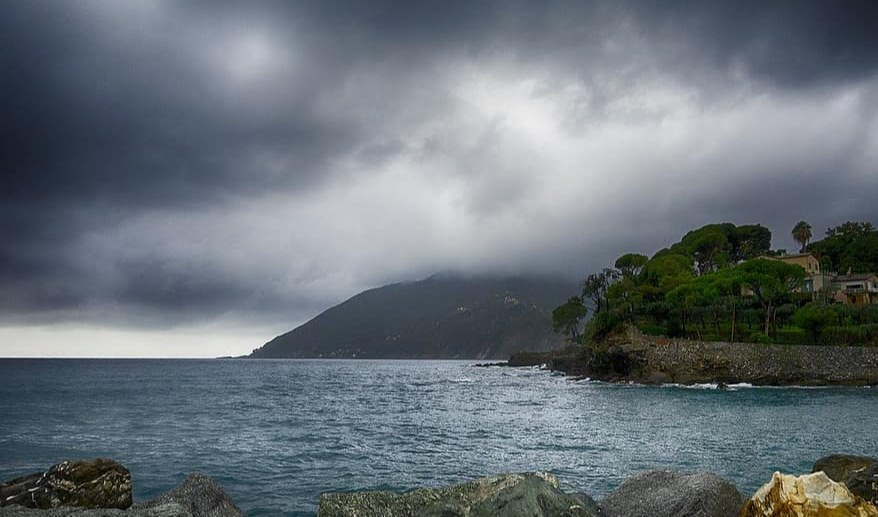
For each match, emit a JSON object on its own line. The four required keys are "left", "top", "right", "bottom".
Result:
{"left": 500, "top": 326, "right": 878, "bottom": 387}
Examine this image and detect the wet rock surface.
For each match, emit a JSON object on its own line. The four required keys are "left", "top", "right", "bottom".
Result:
{"left": 0, "top": 465, "right": 240, "bottom": 517}
{"left": 740, "top": 471, "right": 878, "bottom": 516}
{"left": 133, "top": 475, "right": 244, "bottom": 517}
{"left": 599, "top": 470, "right": 743, "bottom": 517}
{"left": 318, "top": 472, "right": 601, "bottom": 517}
{"left": 847, "top": 463, "right": 878, "bottom": 506}
{"left": 813, "top": 455, "right": 877, "bottom": 483}
{"left": 0, "top": 460, "right": 132, "bottom": 510}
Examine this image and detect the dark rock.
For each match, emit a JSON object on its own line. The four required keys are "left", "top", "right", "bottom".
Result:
{"left": 134, "top": 474, "right": 243, "bottom": 517}
{"left": 0, "top": 504, "right": 189, "bottom": 516}
{"left": 812, "top": 454, "right": 876, "bottom": 483}
{"left": 600, "top": 470, "right": 743, "bottom": 517}
{"left": 318, "top": 472, "right": 600, "bottom": 517}
{"left": 846, "top": 462, "right": 878, "bottom": 505}
{"left": 0, "top": 460, "right": 132, "bottom": 510}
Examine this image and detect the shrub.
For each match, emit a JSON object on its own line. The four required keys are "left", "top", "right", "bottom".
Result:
{"left": 749, "top": 331, "right": 773, "bottom": 344}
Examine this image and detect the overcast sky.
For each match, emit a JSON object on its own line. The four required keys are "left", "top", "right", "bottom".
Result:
{"left": 3, "top": 0, "right": 878, "bottom": 357}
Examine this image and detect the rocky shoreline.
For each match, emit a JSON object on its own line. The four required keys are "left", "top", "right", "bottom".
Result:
{"left": 3, "top": 455, "right": 876, "bottom": 516}
{"left": 491, "top": 326, "right": 878, "bottom": 386}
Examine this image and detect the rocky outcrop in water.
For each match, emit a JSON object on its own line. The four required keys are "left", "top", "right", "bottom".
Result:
{"left": 740, "top": 471, "right": 878, "bottom": 516}
{"left": 0, "top": 462, "right": 240, "bottom": 517}
{"left": 0, "top": 459, "right": 132, "bottom": 510}
{"left": 598, "top": 470, "right": 743, "bottom": 517}
{"left": 318, "top": 472, "right": 601, "bottom": 517}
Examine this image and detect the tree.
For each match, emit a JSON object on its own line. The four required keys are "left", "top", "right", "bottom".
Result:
{"left": 792, "top": 221, "right": 813, "bottom": 253}
{"left": 807, "top": 221, "right": 878, "bottom": 274}
{"left": 581, "top": 268, "right": 618, "bottom": 313}
{"left": 792, "top": 304, "right": 836, "bottom": 345}
{"left": 736, "top": 258, "right": 806, "bottom": 335}
{"left": 552, "top": 296, "right": 589, "bottom": 342}
{"left": 614, "top": 253, "right": 648, "bottom": 279}
{"left": 731, "top": 224, "right": 772, "bottom": 262}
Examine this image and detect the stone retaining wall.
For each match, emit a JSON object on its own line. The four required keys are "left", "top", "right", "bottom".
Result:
{"left": 617, "top": 327, "right": 878, "bottom": 385}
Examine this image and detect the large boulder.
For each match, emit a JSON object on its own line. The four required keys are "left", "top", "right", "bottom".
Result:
{"left": 599, "top": 470, "right": 743, "bottom": 517}
{"left": 0, "top": 473, "right": 241, "bottom": 517}
{"left": 318, "top": 472, "right": 601, "bottom": 517}
{"left": 813, "top": 455, "right": 877, "bottom": 484}
{"left": 0, "top": 460, "right": 132, "bottom": 510}
{"left": 846, "top": 463, "right": 878, "bottom": 506}
{"left": 133, "top": 474, "right": 244, "bottom": 517}
{"left": 740, "top": 471, "right": 878, "bottom": 517}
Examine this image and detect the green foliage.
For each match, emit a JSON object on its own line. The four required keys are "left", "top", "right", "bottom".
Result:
{"left": 792, "top": 303, "right": 836, "bottom": 344}
{"left": 807, "top": 221, "right": 878, "bottom": 274}
{"left": 580, "top": 268, "right": 618, "bottom": 313}
{"left": 638, "top": 324, "right": 667, "bottom": 336}
{"left": 749, "top": 331, "right": 773, "bottom": 344}
{"left": 556, "top": 220, "right": 878, "bottom": 349}
{"left": 669, "top": 223, "right": 772, "bottom": 274}
{"left": 584, "top": 310, "right": 623, "bottom": 343}
{"left": 614, "top": 253, "right": 648, "bottom": 278}
{"left": 552, "top": 296, "right": 589, "bottom": 342}
{"left": 791, "top": 221, "right": 813, "bottom": 253}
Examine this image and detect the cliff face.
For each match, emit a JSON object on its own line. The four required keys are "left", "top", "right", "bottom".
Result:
{"left": 554, "top": 327, "right": 878, "bottom": 386}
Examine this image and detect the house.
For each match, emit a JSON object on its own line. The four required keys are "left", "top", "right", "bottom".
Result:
{"left": 749, "top": 253, "right": 877, "bottom": 305}
{"left": 832, "top": 273, "right": 878, "bottom": 305}
{"left": 757, "top": 253, "right": 834, "bottom": 297}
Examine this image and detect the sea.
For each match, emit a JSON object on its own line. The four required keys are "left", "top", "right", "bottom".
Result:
{"left": 0, "top": 359, "right": 876, "bottom": 516}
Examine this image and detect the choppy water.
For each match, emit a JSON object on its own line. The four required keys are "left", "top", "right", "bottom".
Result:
{"left": 0, "top": 359, "right": 876, "bottom": 516}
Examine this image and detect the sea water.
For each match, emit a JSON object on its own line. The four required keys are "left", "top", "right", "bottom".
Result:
{"left": 0, "top": 359, "right": 875, "bottom": 516}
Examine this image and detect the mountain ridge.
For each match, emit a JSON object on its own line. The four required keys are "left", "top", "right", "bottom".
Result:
{"left": 248, "top": 273, "right": 576, "bottom": 359}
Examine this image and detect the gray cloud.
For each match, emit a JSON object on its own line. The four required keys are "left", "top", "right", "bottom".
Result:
{"left": 2, "top": 0, "right": 878, "bottom": 341}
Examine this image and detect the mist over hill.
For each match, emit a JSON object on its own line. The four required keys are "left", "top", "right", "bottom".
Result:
{"left": 249, "top": 274, "right": 577, "bottom": 359}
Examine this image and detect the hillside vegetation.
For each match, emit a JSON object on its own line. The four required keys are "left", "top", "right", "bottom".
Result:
{"left": 250, "top": 274, "right": 577, "bottom": 359}
{"left": 554, "top": 221, "right": 878, "bottom": 349}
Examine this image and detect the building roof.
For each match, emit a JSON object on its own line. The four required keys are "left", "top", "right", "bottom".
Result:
{"left": 757, "top": 253, "right": 818, "bottom": 261}
{"left": 834, "top": 273, "right": 878, "bottom": 282}
{"left": 777, "top": 253, "right": 817, "bottom": 259}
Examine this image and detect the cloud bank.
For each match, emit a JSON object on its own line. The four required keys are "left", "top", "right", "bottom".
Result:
{"left": 2, "top": 0, "right": 878, "bottom": 354}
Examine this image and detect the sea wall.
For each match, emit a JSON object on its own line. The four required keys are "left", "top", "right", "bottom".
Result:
{"left": 555, "top": 327, "right": 878, "bottom": 386}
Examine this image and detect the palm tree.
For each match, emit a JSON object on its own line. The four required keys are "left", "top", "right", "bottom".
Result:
{"left": 792, "top": 221, "right": 813, "bottom": 253}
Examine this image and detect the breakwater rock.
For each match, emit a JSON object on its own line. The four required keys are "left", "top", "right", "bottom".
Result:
{"left": 550, "top": 326, "right": 878, "bottom": 386}
{"left": 0, "top": 461, "right": 242, "bottom": 517}
{"left": 0, "top": 460, "right": 131, "bottom": 510}
{"left": 813, "top": 455, "right": 878, "bottom": 505}
{"left": 318, "top": 472, "right": 601, "bottom": 517}
{"left": 599, "top": 470, "right": 743, "bottom": 517}
{"left": 741, "top": 471, "right": 878, "bottom": 516}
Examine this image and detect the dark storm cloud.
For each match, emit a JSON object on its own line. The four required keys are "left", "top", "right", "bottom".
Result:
{"left": 2, "top": 0, "right": 878, "bottom": 334}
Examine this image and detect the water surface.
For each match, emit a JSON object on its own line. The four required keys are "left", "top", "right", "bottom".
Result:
{"left": 0, "top": 359, "right": 875, "bottom": 516}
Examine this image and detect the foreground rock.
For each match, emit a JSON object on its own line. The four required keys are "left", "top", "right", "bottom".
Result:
{"left": 813, "top": 455, "right": 878, "bottom": 505}
{"left": 0, "top": 460, "right": 132, "bottom": 510}
{"left": 599, "top": 470, "right": 743, "bottom": 517}
{"left": 740, "top": 471, "right": 878, "bottom": 516}
{"left": 0, "top": 463, "right": 241, "bottom": 517}
{"left": 846, "top": 463, "right": 878, "bottom": 506}
{"left": 813, "top": 455, "right": 877, "bottom": 484}
{"left": 318, "top": 472, "right": 600, "bottom": 517}
{"left": 133, "top": 474, "right": 243, "bottom": 517}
